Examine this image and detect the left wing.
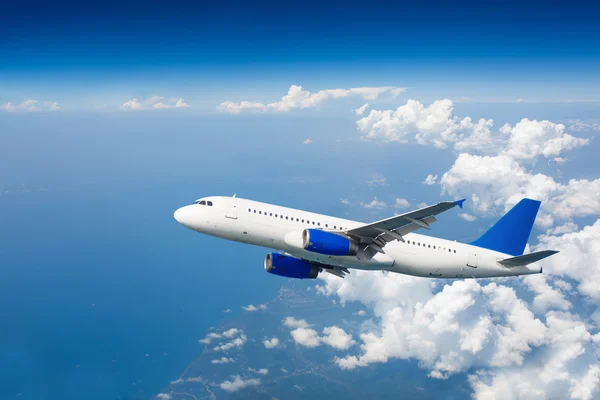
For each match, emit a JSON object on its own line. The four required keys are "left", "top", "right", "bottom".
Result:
{"left": 344, "top": 199, "right": 465, "bottom": 259}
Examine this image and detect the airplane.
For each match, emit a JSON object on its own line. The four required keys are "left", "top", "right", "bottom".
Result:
{"left": 173, "top": 196, "right": 558, "bottom": 279}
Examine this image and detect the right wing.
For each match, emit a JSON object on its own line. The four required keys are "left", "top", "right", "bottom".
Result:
{"left": 343, "top": 199, "right": 465, "bottom": 259}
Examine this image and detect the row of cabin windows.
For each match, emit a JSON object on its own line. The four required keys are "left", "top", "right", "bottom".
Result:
{"left": 248, "top": 208, "right": 344, "bottom": 230}
{"left": 194, "top": 200, "right": 213, "bottom": 206}
{"left": 408, "top": 240, "right": 456, "bottom": 253}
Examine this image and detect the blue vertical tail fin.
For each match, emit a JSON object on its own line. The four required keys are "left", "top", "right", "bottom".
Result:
{"left": 470, "top": 198, "right": 540, "bottom": 256}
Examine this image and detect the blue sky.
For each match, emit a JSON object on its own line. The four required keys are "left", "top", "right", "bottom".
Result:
{"left": 2, "top": 2, "right": 600, "bottom": 400}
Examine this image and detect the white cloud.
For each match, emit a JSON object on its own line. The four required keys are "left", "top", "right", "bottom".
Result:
{"left": 516, "top": 98, "right": 525, "bottom": 103}
{"left": 367, "top": 175, "right": 387, "bottom": 187}
{"left": 283, "top": 317, "right": 309, "bottom": 328}
{"left": 361, "top": 197, "right": 387, "bottom": 209}
{"left": 354, "top": 103, "right": 370, "bottom": 116}
{"left": 242, "top": 304, "right": 267, "bottom": 312}
{"left": 121, "top": 96, "right": 189, "bottom": 110}
{"left": 394, "top": 198, "right": 410, "bottom": 209}
{"left": 211, "top": 357, "right": 234, "bottom": 364}
{"left": 458, "top": 213, "right": 476, "bottom": 222}
{"left": 316, "top": 269, "right": 599, "bottom": 399}
{"left": 440, "top": 153, "right": 600, "bottom": 227}
{"left": 263, "top": 337, "right": 280, "bottom": 349}
{"left": 354, "top": 310, "right": 367, "bottom": 316}
{"left": 321, "top": 326, "right": 356, "bottom": 350}
{"left": 303, "top": 138, "right": 313, "bottom": 145}
{"left": 422, "top": 174, "right": 438, "bottom": 185}
{"left": 340, "top": 198, "right": 350, "bottom": 205}
{"left": 1, "top": 99, "right": 61, "bottom": 113}
{"left": 248, "top": 367, "right": 269, "bottom": 375}
{"left": 202, "top": 329, "right": 247, "bottom": 352}
{"left": 567, "top": 119, "right": 600, "bottom": 133}
{"left": 199, "top": 328, "right": 240, "bottom": 344}
{"left": 219, "top": 375, "right": 260, "bottom": 392}
{"left": 218, "top": 85, "right": 406, "bottom": 113}
{"left": 290, "top": 327, "right": 321, "bottom": 348}
{"left": 356, "top": 99, "right": 589, "bottom": 159}
{"left": 534, "top": 219, "right": 600, "bottom": 302}
{"left": 524, "top": 275, "right": 571, "bottom": 313}
{"left": 156, "top": 394, "right": 171, "bottom": 400}
{"left": 285, "top": 318, "right": 355, "bottom": 350}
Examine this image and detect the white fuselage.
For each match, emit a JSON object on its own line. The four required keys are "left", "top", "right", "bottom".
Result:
{"left": 174, "top": 196, "right": 542, "bottom": 279}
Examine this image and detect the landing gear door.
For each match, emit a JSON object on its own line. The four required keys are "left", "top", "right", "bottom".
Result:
{"left": 467, "top": 252, "right": 478, "bottom": 268}
{"left": 226, "top": 197, "right": 238, "bottom": 219}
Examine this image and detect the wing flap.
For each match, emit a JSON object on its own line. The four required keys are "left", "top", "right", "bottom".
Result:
{"left": 498, "top": 250, "right": 559, "bottom": 267}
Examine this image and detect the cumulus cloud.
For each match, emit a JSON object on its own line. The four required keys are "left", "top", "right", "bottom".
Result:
{"left": 121, "top": 96, "right": 189, "bottom": 110}
{"left": 361, "top": 197, "right": 387, "bottom": 209}
{"left": 316, "top": 270, "right": 600, "bottom": 399}
{"left": 422, "top": 174, "right": 438, "bottom": 185}
{"left": 242, "top": 304, "right": 267, "bottom": 312}
{"left": 354, "top": 103, "right": 370, "bottom": 116}
{"left": 321, "top": 326, "right": 356, "bottom": 350}
{"left": 156, "top": 394, "right": 171, "bottom": 400}
{"left": 218, "top": 85, "right": 405, "bottom": 113}
{"left": 200, "top": 328, "right": 247, "bottom": 352}
{"left": 248, "top": 367, "right": 269, "bottom": 375}
{"left": 394, "top": 198, "right": 410, "bottom": 209}
{"left": 357, "top": 99, "right": 589, "bottom": 159}
{"left": 459, "top": 213, "right": 476, "bottom": 222}
{"left": 199, "top": 328, "right": 240, "bottom": 344}
{"left": 440, "top": 153, "right": 600, "bottom": 227}
{"left": 219, "top": 376, "right": 260, "bottom": 392}
{"left": 284, "top": 318, "right": 355, "bottom": 350}
{"left": 290, "top": 327, "right": 321, "bottom": 348}
{"left": 534, "top": 219, "right": 600, "bottom": 302}
{"left": 283, "top": 317, "right": 309, "bottom": 329}
{"left": 367, "top": 175, "right": 387, "bottom": 187}
{"left": 1, "top": 99, "right": 60, "bottom": 112}
{"left": 340, "top": 198, "right": 350, "bottom": 205}
{"left": 211, "top": 357, "right": 234, "bottom": 364}
{"left": 263, "top": 337, "right": 280, "bottom": 349}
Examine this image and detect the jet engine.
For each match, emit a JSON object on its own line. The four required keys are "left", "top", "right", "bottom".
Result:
{"left": 302, "top": 229, "right": 359, "bottom": 256}
{"left": 264, "top": 253, "right": 320, "bottom": 279}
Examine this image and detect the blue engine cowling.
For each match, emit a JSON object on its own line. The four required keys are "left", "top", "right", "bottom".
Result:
{"left": 264, "top": 253, "right": 320, "bottom": 279}
{"left": 302, "top": 229, "right": 359, "bottom": 256}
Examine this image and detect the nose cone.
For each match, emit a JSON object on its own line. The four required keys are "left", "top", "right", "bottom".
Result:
{"left": 174, "top": 205, "right": 194, "bottom": 228}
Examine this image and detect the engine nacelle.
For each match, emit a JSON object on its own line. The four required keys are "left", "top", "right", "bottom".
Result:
{"left": 302, "top": 229, "right": 359, "bottom": 256}
{"left": 264, "top": 253, "right": 319, "bottom": 279}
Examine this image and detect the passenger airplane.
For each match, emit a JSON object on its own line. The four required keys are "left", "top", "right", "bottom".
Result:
{"left": 173, "top": 196, "right": 558, "bottom": 279}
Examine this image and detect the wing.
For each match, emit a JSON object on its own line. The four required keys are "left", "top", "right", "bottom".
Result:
{"left": 344, "top": 199, "right": 465, "bottom": 259}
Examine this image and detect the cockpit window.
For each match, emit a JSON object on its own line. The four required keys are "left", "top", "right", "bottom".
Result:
{"left": 207, "top": 201, "right": 213, "bottom": 206}
{"left": 199, "top": 200, "right": 206, "bottom": 205}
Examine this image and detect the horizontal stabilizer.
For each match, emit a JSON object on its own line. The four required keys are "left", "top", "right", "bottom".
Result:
{"left": 498, "top": 250, "right": 559, "bottom": 267}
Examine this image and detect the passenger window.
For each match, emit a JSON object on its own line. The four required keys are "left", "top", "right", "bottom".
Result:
{"left": 433, "top": 246, "right": 436, "bottom": 249}
{"left": 428, "top": 245, "right": 431, "bottom": 248}
{"left": 248, "top": 208, "right": 251, "bottom": 212}
{"left": 296, "top": 218, "right": 299, "bottom": 222}
{"left": 454, "top": 250, "right": 456, "bottom": 253}
{"left": 449, "top": 249, "right": 452, "bottom": 252}
{"left": 253, "top": 210, "right": 256, "bottom": 213}
{"left": 259, "top": 211, "right": 262, "bottom": 214}
{"left": 317, "top": 222, "right": 320, "bottom": 226}
{"left": 325, "top": 224, "right": 328, "bottom": 227}
{"left": 275, "top": 214, "right": 278, "bottom": 217}
{"left": 312, "top": 221, "right": 315, "bottom": 225}
{"left": 334, "top": 226, "right": 337, "bottom": 229}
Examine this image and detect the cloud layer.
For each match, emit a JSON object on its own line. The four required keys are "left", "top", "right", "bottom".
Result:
{"left": 121, "top": 96, "right": 189, "bottom": 110}
{"left": 218, "top": 85, "right": 405, "bottom": 113}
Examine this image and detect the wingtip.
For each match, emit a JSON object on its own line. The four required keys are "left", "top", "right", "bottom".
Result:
{"left": 455, "top": 198, "right": 466, "bottom": 209}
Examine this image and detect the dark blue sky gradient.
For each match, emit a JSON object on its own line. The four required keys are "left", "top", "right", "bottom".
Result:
{"left": 2, "top": 0, "right": 600, "bottom": 71}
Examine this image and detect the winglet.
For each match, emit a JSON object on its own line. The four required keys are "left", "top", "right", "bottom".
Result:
{"left": 455, "top": 198, "right": 466, "bottom": 209}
